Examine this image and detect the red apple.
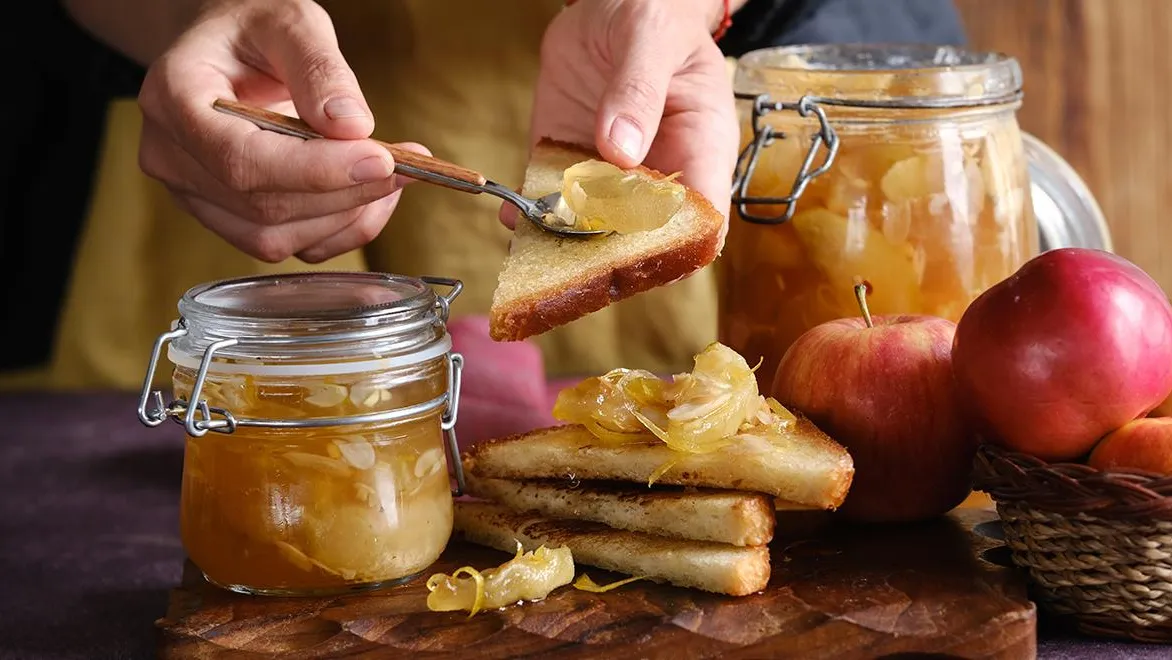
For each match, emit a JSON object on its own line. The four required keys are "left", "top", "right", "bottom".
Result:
{"left": 952, "top": 248, "right": 1172, "bottom": 462}
{"left": 770, "top": 283, "right": 977, "bottom": 523}
{"left": 1088, "top": 418, "right": 1172, "bottom": 475}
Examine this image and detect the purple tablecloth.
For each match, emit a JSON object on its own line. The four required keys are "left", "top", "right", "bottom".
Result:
{"left": 1, "top": 391, "right": 1169, "bottom": 659}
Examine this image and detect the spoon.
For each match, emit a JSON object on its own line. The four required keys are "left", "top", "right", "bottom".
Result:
{"left": 211, "top": 99, "right": 606, "bottom": 238}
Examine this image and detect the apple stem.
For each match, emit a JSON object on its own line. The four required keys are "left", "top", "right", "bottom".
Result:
{"left": 854, "top": 281, "right": 874, "bottom": 328}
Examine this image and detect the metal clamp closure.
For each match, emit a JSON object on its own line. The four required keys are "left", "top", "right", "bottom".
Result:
{"left": 442, "top": 353, "right": 465, "bottom": 496}
{"left": 422, "top": 276, "right": 463, "bottom": 323}
{"left": 731, "top": 92, "right": 840, "bottom": 224}
{"left": 730, "top": 87, "right": 1025, "bottom": 224}
{"left": 136, "top": 325, "right": 468, "bottom": 496}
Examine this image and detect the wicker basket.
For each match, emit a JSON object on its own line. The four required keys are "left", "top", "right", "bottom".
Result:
{"left": 973, "top": 444, "right": 1172, "bottom": 643}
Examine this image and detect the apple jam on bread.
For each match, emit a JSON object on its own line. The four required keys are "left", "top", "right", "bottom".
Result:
{"left": 451, "top": 342, "right": 855, "bottom": 597}
{"left": 545, "top": 158, "right": 687, "bottom": 234}
{"left": 488, "top": 140, "right": 726, "bottom": 342}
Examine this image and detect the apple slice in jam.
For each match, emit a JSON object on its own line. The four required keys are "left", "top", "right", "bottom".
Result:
{"left": 553, "top": 342, "right": 798, "bottom": 455}
{"left": 426, "top": 544, "right": 575, "bottom": 616}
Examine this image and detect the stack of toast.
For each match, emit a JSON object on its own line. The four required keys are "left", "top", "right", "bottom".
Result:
{"left": 454, "top": 419, "right": 854, "bottom": 597}
{"left": 469, "top": 139, "right": 855, "bottom": 598}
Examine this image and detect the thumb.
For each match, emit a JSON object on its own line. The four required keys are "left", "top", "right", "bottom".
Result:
{"left": 595, "top": 36, "right": 677, "bottom": 167}
{"left": 253, "top": 2, "right": 374, "bottom": 140}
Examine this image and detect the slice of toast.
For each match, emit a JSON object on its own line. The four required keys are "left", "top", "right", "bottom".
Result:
{"left": 464, "top": 474, "right": 775, "bottom": 546}
{"left": 453, "top": 500, "right": 770, "bottom": 596}
{"left": 773, "top": 498, "right": 835, "bottom": 539}
{"left": 463, "top": 419, "right": 854, "bottom": 510}
{"left": 488, "top": 139, "right": 726, "bottom": 342}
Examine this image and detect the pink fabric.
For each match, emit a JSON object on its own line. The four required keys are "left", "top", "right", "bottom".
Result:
{"left": 447, "top": 316, "right": 576, "bottom": 451}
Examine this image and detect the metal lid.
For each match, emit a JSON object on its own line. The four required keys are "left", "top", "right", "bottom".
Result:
{"left": 1023, "top": 133, "right": 1113, "bottom": 252}
{"left": 182, "top": 271, "right": 434, "bottom": 321}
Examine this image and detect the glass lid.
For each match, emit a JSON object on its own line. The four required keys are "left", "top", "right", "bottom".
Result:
{"left": 734, "top": 43, "right": 1024, "bottom": 107}
{"left": 180, "top": 272, "right": 432, "bottom": 321}
{"left": 1022, "top": 133, "right": 1112, "bottom": 253}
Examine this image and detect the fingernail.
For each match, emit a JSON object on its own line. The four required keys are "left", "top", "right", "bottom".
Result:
{"left": 324, "top": 96, "right": 368, "bottom": 119}
{"left": 609, "top": 116, "right": 644, "bottom": 161}
{"left": 351, "top": 155, "right": 393, "bottom": 183}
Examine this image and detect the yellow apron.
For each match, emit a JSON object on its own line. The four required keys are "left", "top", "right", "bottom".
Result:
{"left": 0, "top": 0, "right": 718, "bottom": 392}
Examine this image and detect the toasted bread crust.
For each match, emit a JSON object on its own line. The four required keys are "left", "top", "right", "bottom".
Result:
{"left": 453, "top": 500, "right": 770, "bottom": 596}
{"left": 488, "top": 228, "right": 720, "bottom": 342}
{"left": 463, "top": 474, "right": 776, "bottom": 546}
{"left": 463, "top": 417, "right": 855, "bottom": 509}
{"left": 489, "top": 138, "right": 726, "bottom": 342}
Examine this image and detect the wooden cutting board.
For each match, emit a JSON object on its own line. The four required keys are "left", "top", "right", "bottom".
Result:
{"left": 156, "top": 508, "right": 1036, "bottom": 659}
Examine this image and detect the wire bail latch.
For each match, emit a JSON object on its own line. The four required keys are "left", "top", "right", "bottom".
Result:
{"left": 731, "top": 92, "right": 840, "bottom": 224}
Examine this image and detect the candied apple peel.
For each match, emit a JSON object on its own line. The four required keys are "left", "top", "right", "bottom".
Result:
{"left": 548, "top": 159, "right": 685, "bottom": 234}
{"left": 573, "top": 573, "right": 647, "bottom": 593}
{"left": 553, "top": 342, "right": 798, "bottom": 458}
{"left": 426, "top": 543, "right": 575, "bottom": 616}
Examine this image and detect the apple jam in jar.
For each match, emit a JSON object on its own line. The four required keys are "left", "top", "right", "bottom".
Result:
{"left": 136, "top": 272, "right": 466, "bottom": 596}
{"left": 722, "top": 44, "right": 1040, "bottom": 389}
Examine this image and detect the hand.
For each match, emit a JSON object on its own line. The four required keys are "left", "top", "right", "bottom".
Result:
{"left": 503, "top": 0, "right": 739, "bottom": 227}
{"left": 137, "top": 0, "right": 425, "bottom": 263}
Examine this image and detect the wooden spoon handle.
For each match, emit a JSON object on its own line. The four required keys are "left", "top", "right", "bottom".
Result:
{"left": 212, "top": 99, "right": 488, "bottom": 189}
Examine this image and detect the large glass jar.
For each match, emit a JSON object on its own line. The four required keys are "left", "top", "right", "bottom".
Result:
{"left": 721, "top": 44, "right": 1039, "bottom": 390}
{"left": 136, "top": 272, "right": 466, "bottom": 596}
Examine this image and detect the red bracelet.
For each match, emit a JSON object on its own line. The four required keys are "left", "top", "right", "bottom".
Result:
{"left": 713, "top": 0, "right": 733, "bottom": 42}
{"left": 563, "top": 0, "right": 733, "bottom": 42}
